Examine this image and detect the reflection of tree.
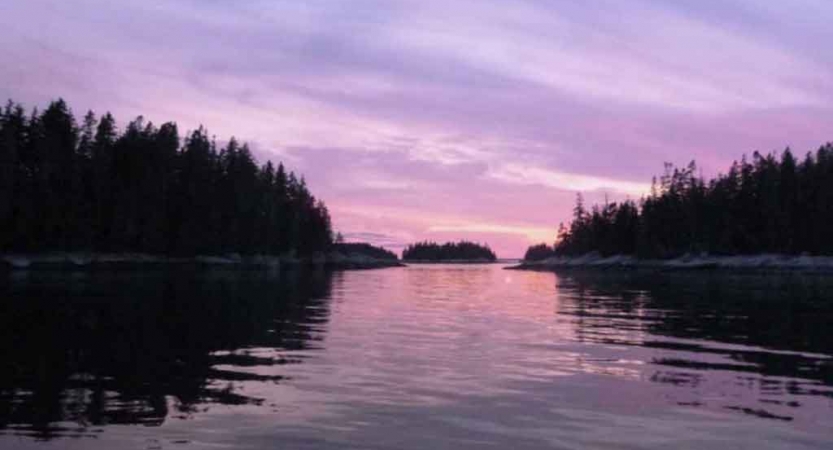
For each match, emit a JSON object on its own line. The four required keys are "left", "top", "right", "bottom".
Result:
{"left": 0, "top": 268, "right": 334, "bottom": 440}
{"left": 555, "top": 271, "right": 833, "bottom": 392}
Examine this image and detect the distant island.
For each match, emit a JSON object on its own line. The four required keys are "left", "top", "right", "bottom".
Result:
{"left": 517, "top": 143, "right": 833, "bottom": 272}
{"left": 402, "top": 241, "right": 497, "bottom": 263}
{"left": 0, "top": 98, "right": 398, "bottom": 270}
{"left": 331, "top": 242, "right": 402, "bottom": 268}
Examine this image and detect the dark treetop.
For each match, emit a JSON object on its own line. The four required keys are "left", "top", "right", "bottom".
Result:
{"left": 0, "top": 99, "right": 333, "bottom": 257}
{"left": 524, "top": 143, "right": 833, "bottom": 261}
{"left": 333, "top": 242, "right": 399, "bottom": 261}
{"left": 402, "top": 241, "right": 497, "bottom": 262}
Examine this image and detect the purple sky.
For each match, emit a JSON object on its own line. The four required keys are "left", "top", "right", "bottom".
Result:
{"left": 3, "top": 0, "right": 833, "bottom": 256}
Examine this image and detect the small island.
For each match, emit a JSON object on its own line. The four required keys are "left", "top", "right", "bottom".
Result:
{"left": 402, "top": 241, "right": 497, "bottom": 263}
{"left": 330, "top": 242, "right": 405, "bottom": 269}
{"left": 514, "top": 143, "right": 833, "bottom": 273}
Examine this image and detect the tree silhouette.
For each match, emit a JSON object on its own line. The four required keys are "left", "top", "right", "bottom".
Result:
{"left": 0, "top": 99, "right": 333, "bottom": 257}
{"left": 402, "top": 241, "right": 497, "bottom": 261}
{"left": 526, "top": 145, "right": 833, "bottom": 260}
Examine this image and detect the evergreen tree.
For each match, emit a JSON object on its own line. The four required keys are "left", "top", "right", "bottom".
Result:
{"left": 532, "top": 144, "right": 833, "bottom": 260}
{"left": 0, "top": 99, "right": 333, "bottom": 258}
{"left": 39, "top": 99, "right": 79, "bottom": 250}
{"left": 92, "top": 112, "right": 117, "bottom": 250}
{"left": 402, "top": 241, "right": 497, "bottom": 261}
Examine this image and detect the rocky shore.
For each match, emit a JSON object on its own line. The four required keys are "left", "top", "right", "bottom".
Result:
{"left": 0, "top": 252, "right": 404, "bottom": 271}
{"left": 507, "top": 252, "right": 833, "bottom": 273}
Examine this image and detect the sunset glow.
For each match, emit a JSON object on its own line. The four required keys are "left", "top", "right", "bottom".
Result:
{"left": 4, "top": 0, "right": 833, "bottom": 256}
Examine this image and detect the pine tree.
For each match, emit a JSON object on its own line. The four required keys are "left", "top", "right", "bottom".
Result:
{"left": 543, "top": 144, "right": 833, "bottom": 259}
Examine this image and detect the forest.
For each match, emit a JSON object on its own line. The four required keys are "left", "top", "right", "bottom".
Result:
{"left": 402, "top": 241, "right": 497, "bottom": 261}
{"left": 525, "top": 144, "right": 833, "bottom": 261}
{"left": 0, "top": 99, "right": 333, "bottom": 257}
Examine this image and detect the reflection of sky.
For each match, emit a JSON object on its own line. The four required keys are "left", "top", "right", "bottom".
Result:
{"left": 220, "top": 266, "right": 833, "bottom": 429}
{"left": 191, "top": 266, "right": 833, "bottom": 448}
{"left": 4, "top": 0, "right": 833, "bottom": 256}
{"left": 5, "top": 266, "right": 833, "bottom": 448}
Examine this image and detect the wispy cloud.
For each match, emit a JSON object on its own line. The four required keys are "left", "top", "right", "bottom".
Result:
{"left": 427, "top": 223, "right": 555, "bottom": 243}
{"left": 341, "top": 231, "right": 409, "bottom": 250}
{"left": 486, "top": 164, "right": 650, "bottom": 197}
{"left": 379, "top": 0, "right": 829, "bottom": 112}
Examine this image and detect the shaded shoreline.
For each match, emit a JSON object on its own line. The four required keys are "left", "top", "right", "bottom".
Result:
{"left": 401, "top": 259, "right": 500, "bottom": 264}
{"left": 507, "top": 253, "right": 833, "bottom": 273}
{"left": 0, "top": 252, "right": 404, "bottom": 272}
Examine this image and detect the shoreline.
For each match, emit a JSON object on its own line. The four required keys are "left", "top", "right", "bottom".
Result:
{"left": 0, "top": 252, "right": 405, "bottom": 272}
{"left": 507, "top": 253, "right": 833, "bottom": 274}
{"left": 401, "top": 259, "right": 500, "bottom": 264}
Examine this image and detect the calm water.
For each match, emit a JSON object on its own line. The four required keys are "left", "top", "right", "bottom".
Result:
{"left": 1, "top": 265, "right": 831, "bottom": 449}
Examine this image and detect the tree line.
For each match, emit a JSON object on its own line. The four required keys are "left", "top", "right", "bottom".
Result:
{"left": 525, "top": 144, "right": 833, "bottom": 260}
{"left": 0, "top": 99, "right": 333, "bottom": 256}
{"left": 403, "top": 241, "right": 497, "bottom": 261}
{"left": 333, "top": 242, "right": 399, "bottom": 261}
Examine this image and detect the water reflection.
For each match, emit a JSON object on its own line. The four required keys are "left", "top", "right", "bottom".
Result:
{"left": 0, "top": 266, "right": 832, "bottom": 448}
{"left": 0, "top": 269, "right": 334, "bottom": 440}
{"left": 555, "top": 271, "right": 833, "bottom": 421}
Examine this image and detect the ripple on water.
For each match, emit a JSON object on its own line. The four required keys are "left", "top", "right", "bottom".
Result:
{"left": 0, "top": 266, "right": 831, "bottom": 448}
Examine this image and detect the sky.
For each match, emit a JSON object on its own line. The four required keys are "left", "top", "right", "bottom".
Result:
{"left": 2, "top": 0, "right": 833, "bottom": 257}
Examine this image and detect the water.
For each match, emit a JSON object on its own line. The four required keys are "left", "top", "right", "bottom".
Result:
{"left": 1, "top": 264, "right": 831, "bottom": 449}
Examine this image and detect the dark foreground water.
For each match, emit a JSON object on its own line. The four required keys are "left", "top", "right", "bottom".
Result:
{"left": 1, "top": 265, "right": 831, "bottom": 449}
